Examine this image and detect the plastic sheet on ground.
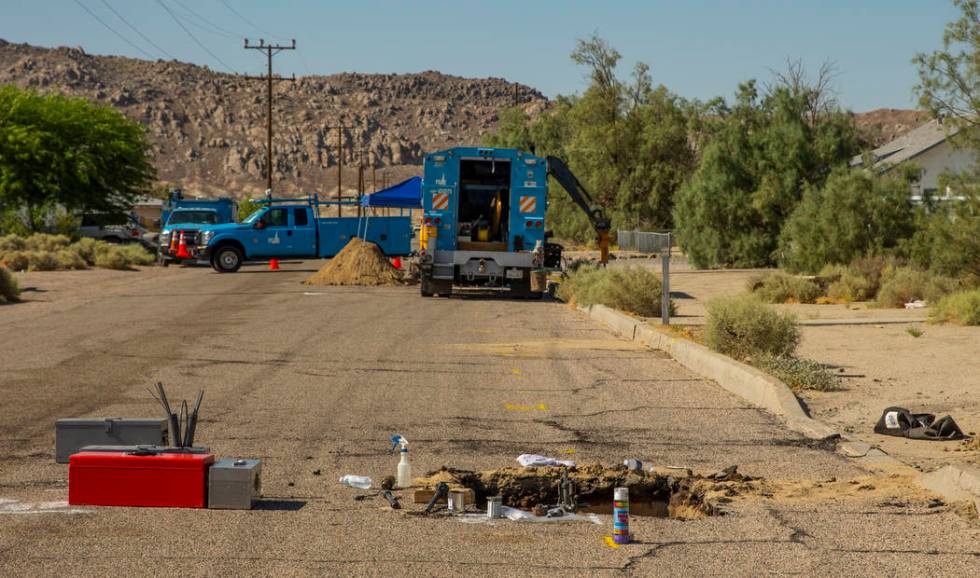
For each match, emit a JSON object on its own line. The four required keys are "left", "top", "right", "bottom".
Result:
{"left": 516, "top": 454, "right": 576, "bottom": 468}
{"left": 456, "top": 506, "right": 602, "bottom": 525}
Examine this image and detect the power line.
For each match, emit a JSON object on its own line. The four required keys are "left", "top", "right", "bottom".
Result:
{"left": 72, "top": 0, "right": 156, "bottom": 60}
{"left": 100, "top": 0, "right": 177, "bottom": 60}
{"left": 219, "top": 0, "right": 274, "bottom": 38}
{"left": 155, "top": 0, "right": 236, "bottom": 73}
{"left": 171, "top": 0, "right": 241, "bottom": 39}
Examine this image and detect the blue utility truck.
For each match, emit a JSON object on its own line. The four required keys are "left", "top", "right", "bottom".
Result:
{"left": 159, "top": 191, "right": 238, "bottom": 265}
{"left": 418, "top": 147, "right": 610, "bottom": 297}
{"left": 193, "top": 195, "right": 412, "bottom": 272}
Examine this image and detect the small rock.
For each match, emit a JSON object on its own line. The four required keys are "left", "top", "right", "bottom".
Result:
{"left": 312, "top": 469, "right": 321, "bottom": 476}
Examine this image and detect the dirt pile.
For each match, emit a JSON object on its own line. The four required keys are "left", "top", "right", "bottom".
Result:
{"left": 415, "top": 464, "right": 756, "bottom": 519}
{"left": 304, "top": 238, "right": 406, "bottom": 286}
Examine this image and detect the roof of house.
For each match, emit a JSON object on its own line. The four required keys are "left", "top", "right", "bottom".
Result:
{"left": 850, "top": 118, "right": 955, "bottom": 169}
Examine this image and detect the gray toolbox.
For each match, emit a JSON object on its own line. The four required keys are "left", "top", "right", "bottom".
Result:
{"left": 208, "top": 458, "right": 262, "bottom": 510}
{"left": 78, "top": 445, "right": 210, "bottom": 455}
{"left": 55, "top": 418, "right": 168, "bottom": 463}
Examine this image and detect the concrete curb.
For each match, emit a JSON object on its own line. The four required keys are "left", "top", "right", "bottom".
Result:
{"left": 921, "top": 465, "right": 980, "bottom": 513}
{"left": 579, "top": 304, "right": 837, "bottom": 440}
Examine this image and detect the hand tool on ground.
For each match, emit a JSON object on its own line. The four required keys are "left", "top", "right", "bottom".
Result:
{"left": 424, "top": 482, "right": 449, "bottom": 514}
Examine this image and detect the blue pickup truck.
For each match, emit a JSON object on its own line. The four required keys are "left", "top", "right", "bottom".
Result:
{"left": 159, "top": 191, "right": 238, "bottom": 265}
{"left": 192, "top": 196, "right": 412, "bottom": 272}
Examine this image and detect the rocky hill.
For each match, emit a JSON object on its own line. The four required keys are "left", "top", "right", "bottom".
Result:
{"left": 852, "top": 108, "right": 932, "bottom": 147}
{"left": 0, "top": 40, "right": 547, "bottom": 197}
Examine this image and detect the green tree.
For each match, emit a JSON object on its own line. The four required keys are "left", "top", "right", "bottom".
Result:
{"left": 909, "top": 174, "right": 980, "bottom": 278}
{"left": 484, "top": 35, "right": 695, "bottom": 243}
{"left": 673, "top": 67, "right": 862, "bottom": 268}
{"left": 778, "top": 168, "right": 917, "bottom": 273}
{"left": 0, "top": 85, "right": 155, "bottom": 231}
{"left": 915, "top": 0, "right": 980, "bottom": 147}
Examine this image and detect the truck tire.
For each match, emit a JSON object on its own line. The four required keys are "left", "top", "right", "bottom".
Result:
{"left": 510, "top": 277, "right": 532, "bottom": 299}
{"left": 212, "top": 245, "right": 242, "bottom": 273}
{"left": 420, "top": 276, "right": 434, "bottom": 297}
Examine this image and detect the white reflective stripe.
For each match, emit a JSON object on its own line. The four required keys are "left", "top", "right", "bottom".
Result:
{"left": 519, "top": 196, "right": 537, "bottom": 213}
{"left": 432, "top": 192, "right": 450, "bottom": 210}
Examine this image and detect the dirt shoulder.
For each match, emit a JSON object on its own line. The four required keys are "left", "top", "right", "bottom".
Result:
{"left": 662, "top": 264, "right": 980, "bottom": 472}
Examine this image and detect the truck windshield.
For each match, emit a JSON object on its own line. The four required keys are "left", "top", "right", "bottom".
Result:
{"left": 168, "top": 211, "right": 218, "bottom": 225}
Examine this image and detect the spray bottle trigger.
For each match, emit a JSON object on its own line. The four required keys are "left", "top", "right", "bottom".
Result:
{"left": 390, "top": 435, "right": 403, "bottom": 454}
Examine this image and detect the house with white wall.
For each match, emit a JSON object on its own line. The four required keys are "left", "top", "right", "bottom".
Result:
{"left": 850, "top": 118, "right": 976, "bottom": 201}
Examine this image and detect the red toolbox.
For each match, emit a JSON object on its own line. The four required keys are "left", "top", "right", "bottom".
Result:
{"left": 69, "top": 451, "right": 214, "bottom": 508}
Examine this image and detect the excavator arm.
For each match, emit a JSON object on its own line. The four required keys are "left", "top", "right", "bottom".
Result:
{"left": 546, "top": 156, "right": 612, "bottom": 265}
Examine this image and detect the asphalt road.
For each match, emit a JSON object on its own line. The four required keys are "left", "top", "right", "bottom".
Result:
{"left": 1, "top": 263, "right": 977, "bottom": 576}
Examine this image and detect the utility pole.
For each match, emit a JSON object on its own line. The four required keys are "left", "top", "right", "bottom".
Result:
{"left": 244, "top": 38, "right": 296, "bottom": 193}
{"left": 324, "top": 124, "right": 350, "bottom": 216}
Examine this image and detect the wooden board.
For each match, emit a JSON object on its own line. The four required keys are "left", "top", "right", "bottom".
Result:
{"left": 412, "top": 487, "right": 476, "bottom": 505}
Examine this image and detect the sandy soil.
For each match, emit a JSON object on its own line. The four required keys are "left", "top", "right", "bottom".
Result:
{"left": 649, "top": 262, "right": 980, "bottom": 472}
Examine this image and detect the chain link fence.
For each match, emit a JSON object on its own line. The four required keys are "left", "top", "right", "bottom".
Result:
{"left": 616, "top": 230, "right": 672, "bottom": 253}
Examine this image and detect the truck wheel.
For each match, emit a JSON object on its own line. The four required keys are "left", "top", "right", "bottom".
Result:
{"left": 212, "top": 245, "right": 242, "bottom": 273}
{"left": 510, "top": 277, "right": 532, "bottom": 299}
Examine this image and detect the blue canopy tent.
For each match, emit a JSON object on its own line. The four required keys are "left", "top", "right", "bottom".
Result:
{"left": 358, "top": 176, "right": 421, "bottom": 239}
{"left": 359, "top": 176, "right": 422, "bottom": 208}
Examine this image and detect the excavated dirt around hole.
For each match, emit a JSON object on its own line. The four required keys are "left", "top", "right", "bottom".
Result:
{"left": 415, "top": 464, "right": 757, "bottom": 519}
{"left": 304, "top": 237, "right": 406, "bottom": 286}
{"left": 414, "top": 465, "right": 942, "bottom": 519}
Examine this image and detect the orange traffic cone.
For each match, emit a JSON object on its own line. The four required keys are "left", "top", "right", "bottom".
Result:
{"left": 391, "top": 257, "right": 402, "bottom": 270}
{"left": 269, "top": 258, "right": 280, "bottom": 271}
{"left": 175, "top": 231, "right": 192, "bottom": 259}
{"left": 168, "top": 230, "right": 178, "bottom": 254}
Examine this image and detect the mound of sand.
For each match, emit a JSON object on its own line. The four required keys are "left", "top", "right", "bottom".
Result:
{"left": 305, "top": 237, "right": 405, "bottom": 286}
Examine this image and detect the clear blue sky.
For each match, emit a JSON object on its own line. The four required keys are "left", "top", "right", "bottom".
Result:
{"left": 1, "top": 0, "right": 959, "bottom": 111}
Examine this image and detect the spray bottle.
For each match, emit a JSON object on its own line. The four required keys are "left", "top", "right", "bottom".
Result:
{"left": 390, "top": 435, "right": 411, "bottom": 489}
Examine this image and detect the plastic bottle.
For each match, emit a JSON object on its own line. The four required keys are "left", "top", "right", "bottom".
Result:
{"left": 394, "top": 435, "right": 411, "bottom": 489}
{"left": 339, "top": 475, "right": 372, "bottom": 489}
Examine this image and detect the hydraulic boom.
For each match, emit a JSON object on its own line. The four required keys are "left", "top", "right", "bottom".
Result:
{"left": 546, "top": 156, "right": 612, "bottom": 265}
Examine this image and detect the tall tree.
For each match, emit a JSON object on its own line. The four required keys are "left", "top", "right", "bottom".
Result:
{"left": 485, "top": 35, "right": 695, "bottom": 243}
{"left": 672, "top": 68, "right": 861, "bottom": 269}
{"left": 915, "top": 0, "right": 980, "bottom": 146}
{"left": 0, "top": 85, "right": 156, "bottom": 231}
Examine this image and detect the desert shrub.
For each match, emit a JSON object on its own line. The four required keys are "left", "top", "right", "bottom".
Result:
{"left": 24, "top": 233, "right": 71, "bottom": 252}
{"left": 93, "top": 246, "right": 131, "bottom": 270}
{"left": 705, "top": 294, "right": 800, "bottom": 359}
{"left": 756, "top": 354, "right": 840, "bottom": 391}
{"left": 0, "top": 265, "right": 19, "bottom": 303}
{"left": 821, "top": 256, "right": 897, "bottom": 301}
{"left": 909, "top": 184, "right": 979, "bottom": 279}
{"left": 747, "top": 271, "right": 822, "bottom": 304}
{"left": 117, "top": 243, "right": 154, "bottom": 266}
{"left": 0, "top": 250, "right": 29, "bottom": 271}
{"left": 931, "top": 289, "right": 980, "bottom": 325}
{"left": 55, "top": 249, "right": 87, "bottom": 270}
{"left": 26, "top": 250, "right": 59, "bottom": 271}
{"left": 875, "top": 267, "right": 960, "bottom": 308}
{"left": 70, "top": 238, "right": 99, "bottom": 264}
{"left": 0, "top": 234, "right": 26, "bottom": 254}
{"left": 558, "top": 265, "right": 675, "bottom": 317}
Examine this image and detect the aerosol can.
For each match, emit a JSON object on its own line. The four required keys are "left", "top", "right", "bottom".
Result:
{"left": 390, "top": 435, "right": 411, "bottom": 489}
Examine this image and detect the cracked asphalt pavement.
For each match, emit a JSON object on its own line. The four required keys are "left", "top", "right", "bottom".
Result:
{"left": 1, "top": 263, "right": 977, "bottom": 576}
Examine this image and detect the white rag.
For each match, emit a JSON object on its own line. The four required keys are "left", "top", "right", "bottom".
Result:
{"left": 516, "top": 454, "right": 575, "bottom": 468}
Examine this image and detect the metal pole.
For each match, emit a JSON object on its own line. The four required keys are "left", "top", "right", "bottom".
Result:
{"left": 265, "top": 49, "right": 273, "bottom": 193}
{"left": 661, "top": 232, "right": 671, "bottom": 326}
{"left": 336, "top": 126, "right": 343, "bottom": 217}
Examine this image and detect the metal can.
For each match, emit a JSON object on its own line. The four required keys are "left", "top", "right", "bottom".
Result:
{"left": 613, "top": 486, "right": 630, "bottom": 544}
{"left": 448, "top": 489, "right": 466, "bottom": 514}
{"left": 487, "top": 496, "right": 502, "bottom": 518}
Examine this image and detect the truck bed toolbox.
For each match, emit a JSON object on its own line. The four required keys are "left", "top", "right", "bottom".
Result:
{"left": 69, "top": 451, "right": 214, "bottom": 508}
{"left": 55, "top": 418, "right": 169, "bottom": 463}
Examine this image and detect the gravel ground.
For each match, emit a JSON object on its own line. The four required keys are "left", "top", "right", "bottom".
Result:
{"left": 0, "top": 263, "right": 977, "bottom": 576}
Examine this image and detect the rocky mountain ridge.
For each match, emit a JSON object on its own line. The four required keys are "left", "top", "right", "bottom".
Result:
{"left": 0, "top": 39, "right": 547, "bottom": 197}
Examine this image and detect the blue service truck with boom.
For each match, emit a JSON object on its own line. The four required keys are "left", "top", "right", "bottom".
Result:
{"left": 418, "top": 146, "right": 610, "bottom": 297}
{"left": 191, "top": 195, "right": 412, "bottom": 272}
